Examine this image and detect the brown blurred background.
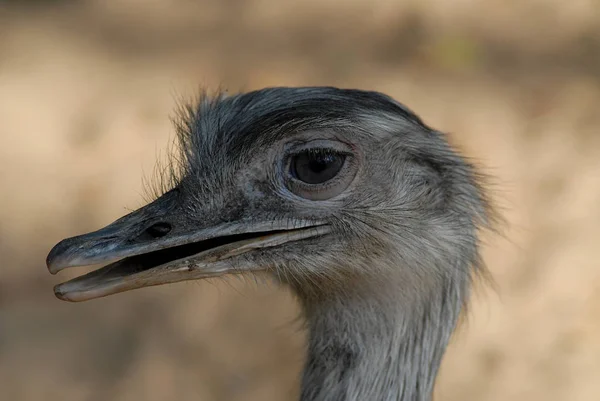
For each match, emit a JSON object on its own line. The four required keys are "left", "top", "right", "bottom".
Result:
{"left": 1, "top": 0, "right": 599, "bottom": 400}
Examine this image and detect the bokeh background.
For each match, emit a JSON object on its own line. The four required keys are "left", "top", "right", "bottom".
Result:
{"left": 1, "top": 0, "right": 599, "bottom": 400}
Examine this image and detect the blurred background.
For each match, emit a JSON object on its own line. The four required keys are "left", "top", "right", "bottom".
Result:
{"left": 1, "top": 0, "right": 599, "bottom": 400}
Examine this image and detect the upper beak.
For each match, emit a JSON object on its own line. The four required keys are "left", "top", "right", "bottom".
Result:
{"left": 46, "top": 191, "right": 329, "bottom": 302}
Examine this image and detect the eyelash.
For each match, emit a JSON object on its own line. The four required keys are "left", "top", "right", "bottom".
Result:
{"left": 287, "top": 148, "right": 351, "bottom": 162}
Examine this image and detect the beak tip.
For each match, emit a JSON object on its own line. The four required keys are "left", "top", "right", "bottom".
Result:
{"left": 46, "top": 240, "right": 69, "bottom": 274}
{"left": 46, "top": 237, "right": 89, "bottom": 275}
{"left": 47, "top": 263, "right": 59, "bottom": 275}
{"left": 46, "top": 255, "right": 65, "bottom": 275}
{"left": 53, "top": 283, "right": 67, "bottom": 299}
{"left": 53, "top": 283, "right": 79, "bottom": 302}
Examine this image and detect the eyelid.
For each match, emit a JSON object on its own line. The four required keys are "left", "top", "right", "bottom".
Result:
{"left": 285, "top": 138, "right": 354, "bottom": 155}
{"left": 294, "top": 147, "right": 352, "bottom": 158}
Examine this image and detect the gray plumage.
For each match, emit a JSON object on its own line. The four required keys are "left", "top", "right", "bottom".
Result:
{"left": 47, "top": 86, "right": 495, "bottom": 401}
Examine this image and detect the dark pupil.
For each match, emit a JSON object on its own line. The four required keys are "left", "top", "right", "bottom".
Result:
{"left": 292, "top": 150, "right": 345, "bottom": 184}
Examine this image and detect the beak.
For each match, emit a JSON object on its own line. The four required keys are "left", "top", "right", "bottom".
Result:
{"left": 46, "top": 190, "right": 329, "bottom": 302}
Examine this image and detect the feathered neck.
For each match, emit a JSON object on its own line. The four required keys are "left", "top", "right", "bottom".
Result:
{"left": 297, "top": 279, "right": 464, "bottom": 401}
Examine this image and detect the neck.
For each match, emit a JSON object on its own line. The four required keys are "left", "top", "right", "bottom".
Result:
{"left": 298, "top": 280, "right": 463, "bottom": 401}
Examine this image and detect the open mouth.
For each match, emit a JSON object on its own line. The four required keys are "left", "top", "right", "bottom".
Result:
{"left": 107, "top": 229, "right": 294, "bottom": 276}
{"left": 49, "top": 225, "right": 330, "bottom": 302}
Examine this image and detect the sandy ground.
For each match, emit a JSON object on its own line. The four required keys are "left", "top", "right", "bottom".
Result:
{"left": 1, "top": 1, "right": 599, "bottom": 400}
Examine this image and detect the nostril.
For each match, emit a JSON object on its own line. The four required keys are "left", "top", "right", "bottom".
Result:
{"left": 146, "top": 222, "right": 172, "bottom": 238}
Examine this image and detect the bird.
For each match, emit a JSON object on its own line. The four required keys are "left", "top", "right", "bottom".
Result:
{"left": 46, "top": 86, "right": 494, "bottom": 401}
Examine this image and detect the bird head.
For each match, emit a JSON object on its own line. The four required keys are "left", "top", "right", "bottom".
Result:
{"left": 47, "top": 87, "right": 490, "bottom": 303}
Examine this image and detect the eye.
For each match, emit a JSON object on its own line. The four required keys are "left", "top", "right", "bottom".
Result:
{"left": 290, "top": 149, "right": 346, "bottom": 184}
{"left": 284, "top": 143, "right": 358, "bottom": 201}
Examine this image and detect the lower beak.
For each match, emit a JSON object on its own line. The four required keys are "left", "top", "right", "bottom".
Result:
{"left": 46, "top": 202, "right": 329, "bottom": 302}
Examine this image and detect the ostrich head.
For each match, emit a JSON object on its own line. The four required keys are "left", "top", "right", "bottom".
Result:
{"left": 47, "top": 87, "right": 492, "bottom": 401}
